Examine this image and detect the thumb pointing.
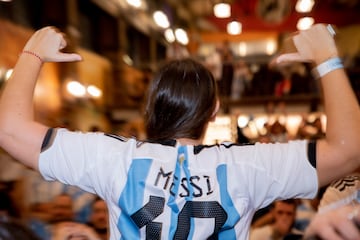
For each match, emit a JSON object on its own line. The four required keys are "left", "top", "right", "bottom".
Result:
{"left": 273, "top": 53, "right": 312, "bottom": 65}
{"left": 51, "top": 52, "right": 82, "bottom": 62}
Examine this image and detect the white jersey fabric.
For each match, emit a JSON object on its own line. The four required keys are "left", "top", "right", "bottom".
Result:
{"left": 39, "top": 128, "right": 318, "bottom": 239}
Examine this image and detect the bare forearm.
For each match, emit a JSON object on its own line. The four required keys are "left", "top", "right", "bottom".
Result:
{"left": 317, "top": 68, "right": 360, "bottom": 184}
{"left": 0, "top": 53, "right": 48, "bottom": 169}
{"left": 321, "top": 70, "right": 360, "bottom": 144}
{"left": 1, "top": 54, "right": 41, "bottom": 124}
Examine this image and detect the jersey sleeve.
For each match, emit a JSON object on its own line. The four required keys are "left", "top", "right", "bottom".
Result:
{"left": 227, "top": 140, "right": 318, "bottom": 209}
{"left": 38, "top": 128, "right": 133, "bottom": 199}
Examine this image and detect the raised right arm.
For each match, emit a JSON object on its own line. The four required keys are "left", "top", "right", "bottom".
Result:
{"left": 275, "top": 24, "right": 360, "bottom": 186}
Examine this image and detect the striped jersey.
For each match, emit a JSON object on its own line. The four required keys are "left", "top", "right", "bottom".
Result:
{"left": 39, "top": 128, "right": 318, "bottom": 239}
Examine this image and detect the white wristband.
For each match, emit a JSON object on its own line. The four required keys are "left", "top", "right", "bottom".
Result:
{"left": 312, "top": 57, "right": 343, "bottom": 79}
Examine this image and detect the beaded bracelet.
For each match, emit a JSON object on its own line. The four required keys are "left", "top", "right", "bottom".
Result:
{"left": 21, "top": 50, "right": 43, "bottom": 63}
{"left": 312, "top": 57, "right": 343, "bottom": 79}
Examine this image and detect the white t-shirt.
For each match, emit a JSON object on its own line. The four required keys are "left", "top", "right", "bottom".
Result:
{"left": 39, "top": 128, "right": 318, "bottom": 239}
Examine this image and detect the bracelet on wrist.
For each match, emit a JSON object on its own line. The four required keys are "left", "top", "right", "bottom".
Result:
{"left": 21, "top": 50, "right": 43, "bottom": 63}
{"left": 312, "top": 57, "right": 343, "bottom": 79}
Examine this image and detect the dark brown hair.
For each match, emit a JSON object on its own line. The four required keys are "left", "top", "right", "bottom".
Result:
{"left": 145, "top": 59, "right": 218, "bottom": 141}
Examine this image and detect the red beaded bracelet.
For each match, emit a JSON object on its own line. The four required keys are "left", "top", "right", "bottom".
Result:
{"left": 21, "top": 50, "right": 43, "bottom": 63}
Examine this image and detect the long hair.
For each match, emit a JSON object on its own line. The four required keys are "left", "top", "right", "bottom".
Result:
{"left": 145, "top": 59, "right": 218, "bottom": 141}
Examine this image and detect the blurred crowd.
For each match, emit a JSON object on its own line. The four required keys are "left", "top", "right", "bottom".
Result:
{"left": 0, "top": 175, "right": 109, "bottom": 240}
{"left": 166, "top": 40, "right": 321, "bottom": 105}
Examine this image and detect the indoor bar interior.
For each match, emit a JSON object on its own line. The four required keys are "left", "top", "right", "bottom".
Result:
{"left": 0, "top": 0, "right": 359, "bottom": 239}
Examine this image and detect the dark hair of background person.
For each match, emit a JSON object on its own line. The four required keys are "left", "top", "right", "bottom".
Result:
{"left": 145, "top": 59, "right": 218, "bottom": 141}
{"left": 0, "top": 187, "right": 19, "bottom": 219}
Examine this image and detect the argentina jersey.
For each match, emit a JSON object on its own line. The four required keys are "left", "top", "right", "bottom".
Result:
{"left": 117, "top": 142, "right": 243, "bottom": 239}
{"left": 39, "top": 129, "right": 318, "bottom": 240}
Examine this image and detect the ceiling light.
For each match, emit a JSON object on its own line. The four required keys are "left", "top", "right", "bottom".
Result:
{"left": 126, "top": 0, "right": 142, "bottom": 8}
{"left": 153, "top": 10, "right": 170, "bottom": 29}
{"left": 174, "top": 28, "right": 189, "bottom": 45}
{"left": 297, "top": 17, "right": 314, "bottom": 30}
{"left": 164, "top": 29, "right": 176, "bottom": 43}
{"left": 295, "top": 0, "right": 315, "bottom": 13}
{"left": 227, "top": 21, "right": 242, "bottom": 35}
{"left": 87, "top": 85, "right": 102, "bottom": 98}
{"left": 238, "top": 115, "right": 249, "bottom": 128}
{"left": 67, "top": 81, "right": 86, "bottom": 97}
{"left": 123, "top": 54, "right": 133, "bottom": 65}
{"left": 213, "top": 3, "right": 231, "bottom": 18}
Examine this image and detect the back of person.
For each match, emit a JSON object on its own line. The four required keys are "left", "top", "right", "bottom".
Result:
{"left": 40, "top": 58, "right": 317, "bottom": 239}
{"left": 40, "top": 130, "right": 317, "bottom": 239}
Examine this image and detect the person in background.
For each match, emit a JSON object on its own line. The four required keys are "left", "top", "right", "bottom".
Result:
{"left": 49, "top": 193, "right": 75, "bottom": 224}
{"left": 318, "top": 169, "right": 360, "bottom": 213}
{"left": 27, "top": 201, "right": 52, "bottom": 240}
{"left": 87, "top": 197, "right": 109, "bottom": 240}
{"left": 52, "top": 221, "right": 100, "bottom": 240}
{"left": 0, "top": 190, "right": 41, "bottom": 240}
{"left": 47, "top": 193, "right": 103, "bottom": 240}
{"left": 204, "top": 45, "right": 222, "bottom": 84}
{"left": 268, "top": 120, "right": 288, "bottom": 143}
{"left": 0, "top": 218, "right": 42, "bottom": 240}
{"left": 219, "top": 40, "right": 234, "bottom": 99}
{"left": 303, "top": 203, "right": 360, "bottom": 240}
{"left": 166, "top": 41, "right": 189, "bottom": 61}
{"left": 0, "top": 24, "right": 359, "bottom": 239}
{"left": 27, "top": 193, "right": 75, "bottom": 239}
{"left": 231, "top": 59, "right": 253, "bottom": 100}
{"left": 250, "top": 199, "right": 301, "bottom": 240}
{"left": 302, "top": 170, "right": 359, "bottom": 239}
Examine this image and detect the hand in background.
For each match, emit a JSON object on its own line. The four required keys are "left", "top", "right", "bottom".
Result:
{"left": 52, "top": 221, "right": 100, "bottom": 240}
{"left": 304, "top": 204, "right": 360, "bottom": 240}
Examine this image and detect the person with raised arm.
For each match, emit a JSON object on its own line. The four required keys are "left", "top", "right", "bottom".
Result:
{"left": 0, "top": 24, "right": 359, "bottom": 239}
